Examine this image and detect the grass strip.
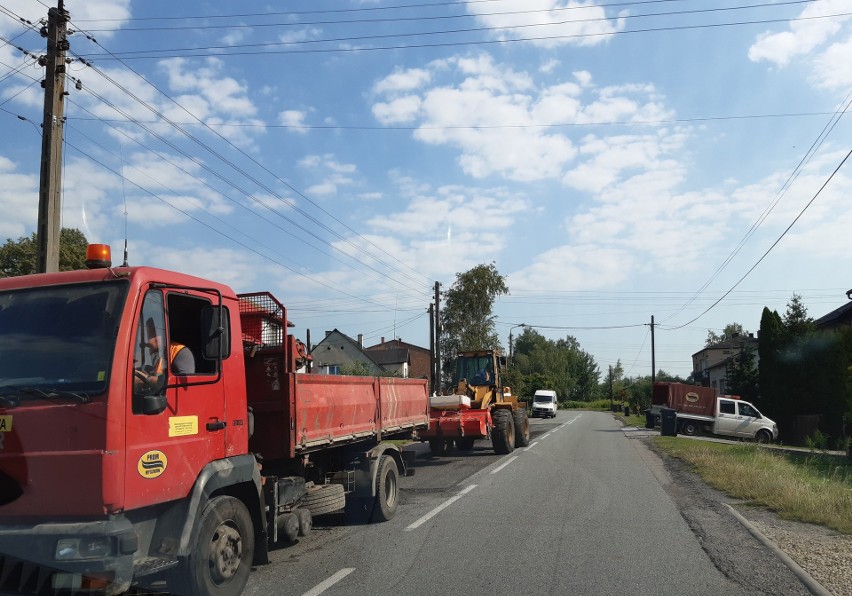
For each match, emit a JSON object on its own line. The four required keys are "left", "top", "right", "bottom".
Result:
{"left": 654, "top": 437, "right": 852, "bottom": 534}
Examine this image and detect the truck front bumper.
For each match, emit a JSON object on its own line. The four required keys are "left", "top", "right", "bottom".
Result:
{"left": 0, "top": 517, "right": 137, "bottom": 595}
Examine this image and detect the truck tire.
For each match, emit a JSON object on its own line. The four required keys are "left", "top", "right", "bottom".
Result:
{"left": 513, "top": 409, "right": 530, "bottom": 447}
{"left": 183, "top": 495, "right": 254, "bottom": 596}
{"left": 295, "top": 507, "right": 312, "bottom": 537}
{"left": 681, "top": 420, "right": 700, "bottom": 436}
{"left": 372, "top": 455, "right": 399, "bottom": 522}
{"left": 278, "top": 512, "right": 299, "bottom": 543}
{"left": 755, "top": 429, "right": 772, "bottom": 444}
{"left": 429, "top": 439, "right": 450, "bottom": 455}
{"left": 456, "top": 437, "right": 475, "bottom": 450}
{"left": 301, "top": 483, "right": 346, "bottom": 516}
{"left": 491, "top": 409, "right": 515, "bottom": 454}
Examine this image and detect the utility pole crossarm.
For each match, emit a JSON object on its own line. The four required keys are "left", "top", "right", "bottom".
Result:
{"left": 36, "top": 1, "right": 69, "bottom": 274}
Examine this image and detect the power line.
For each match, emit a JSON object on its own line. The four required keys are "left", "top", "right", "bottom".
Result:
{"left": 69, "top": 30, "right": 433, "bottom": 290}
{"left": 75, "top": 0, "right": 813, "bottom": 32}
{"left": 73, "top": 9, "right": 848, "bottom": 61}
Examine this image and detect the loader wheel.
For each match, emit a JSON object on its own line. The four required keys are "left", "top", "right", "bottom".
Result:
{"left": 456, "top": 437, "right": 475, "bottom": 450}
{"left": 181, "top": 496, "right": 254, "bottom": 596}
{"left": 372, "top": 454, "right": 399, "bottom": 522}
{"left": 513, "top": 409, "right": 530, "bottom": 447}
{"left": 491, "top": 409, "right": 515, "bottom": 454}
{"left": 301, "top": 483, "right": 345, "bottom": 517}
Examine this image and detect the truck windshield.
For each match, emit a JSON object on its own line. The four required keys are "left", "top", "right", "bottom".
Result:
{"left": 0, "top": 281, "right": 127, "bottom": 401}
{"left": 534, "top": 395, "right": 553, "bottom": 403}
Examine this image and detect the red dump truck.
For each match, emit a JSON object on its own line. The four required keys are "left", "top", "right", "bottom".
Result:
{"left": 0, "top": 245, "right": 429, "bottom": 595}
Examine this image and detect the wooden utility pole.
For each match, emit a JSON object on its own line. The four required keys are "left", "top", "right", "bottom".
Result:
{"left": 36, "top": 1, "right": 69, "bottom": 273}
{"left": 650, "top": 315, "right": 656, "bottom": 385}
{"left": 433, "top": 281, "right": 441, "bottom": 393}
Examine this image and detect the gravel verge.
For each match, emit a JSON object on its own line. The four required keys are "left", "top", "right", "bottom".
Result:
{"left": 732, "top": 505, "right": 852, "bottom": 596}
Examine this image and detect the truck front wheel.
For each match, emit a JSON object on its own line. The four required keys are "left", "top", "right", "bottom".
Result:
{"left": 184, "top": 495, "right": 254, "bottom": 596}
{"left": 755, "top": 429, "right": 772, "bottom": 444}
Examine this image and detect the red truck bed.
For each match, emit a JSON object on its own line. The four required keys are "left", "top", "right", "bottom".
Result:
{"left": 238, "top": 291, "right": 429, "bottom": 460}
{"left": 247, "top": 366, "right": 428, "bottom": 460}
{"left": 652, "top": 382, "right": 717, "bottom": 417}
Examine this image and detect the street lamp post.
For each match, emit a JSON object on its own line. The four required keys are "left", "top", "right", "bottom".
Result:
{"left": 509, "top": 323, "right": 526, "bottom": 365}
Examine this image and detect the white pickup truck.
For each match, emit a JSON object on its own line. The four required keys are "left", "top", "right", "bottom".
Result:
{"left": 651, "top": 382, "right": 778, "bottom": 442}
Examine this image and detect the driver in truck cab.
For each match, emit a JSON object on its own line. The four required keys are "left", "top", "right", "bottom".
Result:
{"left": 134, "top": 318, "right": 195, "bottom": 388}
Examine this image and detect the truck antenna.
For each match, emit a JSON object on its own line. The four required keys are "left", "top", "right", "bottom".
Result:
{"left": 120, "top": 144, "right": 129, "bottom": 267}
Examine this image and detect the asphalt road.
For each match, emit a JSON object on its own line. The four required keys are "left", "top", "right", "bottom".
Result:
{"left": 241, "top": 411, "right": 814, "bottom": 596}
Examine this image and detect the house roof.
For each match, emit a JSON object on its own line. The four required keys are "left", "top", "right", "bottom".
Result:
{"left": 365, "top": 338, "right": 429, "bottom": 354}
{"left": 368, "top": 349, "right": 410, "bottom": 366}
{"left": 691, "top": 336, "right": 757, "bottom": 359}
{"left": 814, "top": 300, "right": 852, "bottom": 328}
{"left": 310, "top": 328, "right": 383, "bottom": 369}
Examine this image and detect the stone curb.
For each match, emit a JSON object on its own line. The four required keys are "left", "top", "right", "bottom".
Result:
{"left": 723, "top": 503, "right": 833, "bottom": 596}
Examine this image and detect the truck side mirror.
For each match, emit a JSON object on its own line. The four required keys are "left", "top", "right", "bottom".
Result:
{"left": 202, "top": 305, "right": 231, "bottom": 360}
{"left": 141, "top": 393, "right": 168, "bottom": 415}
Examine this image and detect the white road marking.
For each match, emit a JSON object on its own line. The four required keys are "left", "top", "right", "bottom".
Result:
{"left": 302, "top": 568, "right": 355, "bottom": 596}
{"left": 490, "top": 456, "right": 518, "bottom": 474}
{"left": 524, "top": 441, "right": 539, "bottom": 451}
{"left": 405, "top": 484, "right": 477, "bottom": 531}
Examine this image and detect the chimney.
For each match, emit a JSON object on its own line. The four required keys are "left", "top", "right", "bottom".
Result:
{"left": 381, "top": 337, "right": 385, "bottom": 344}
{"left": 325, "top": 330, "right": 332, "bottom": 338}
{"left": 358, "top": 334, "right": 363, "bottom": 349}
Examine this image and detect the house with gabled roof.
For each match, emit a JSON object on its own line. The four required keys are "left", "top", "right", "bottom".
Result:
{"left": 309, "top": 329, "right": 384, "bottom": 376}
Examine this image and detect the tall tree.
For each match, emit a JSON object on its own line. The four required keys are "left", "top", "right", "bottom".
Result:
{"left": 726, "top": 344, "right": 759, "bottom": 401}
{"left": 0, "top": 228, "right": 88, "bottom": 277}
{"left": 439, "top": 263, "right": 508, "bottom": 382}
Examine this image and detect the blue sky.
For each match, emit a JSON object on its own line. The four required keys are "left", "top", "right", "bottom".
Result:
{"left": 1, "top": 0, "right": 851, "bottom": 379}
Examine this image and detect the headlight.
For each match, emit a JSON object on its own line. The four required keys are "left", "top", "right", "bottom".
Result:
{"left": 55, "top": 537, "right": 113, "bottom": 560}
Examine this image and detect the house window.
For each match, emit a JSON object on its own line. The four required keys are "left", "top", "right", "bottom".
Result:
{"left": 323, "top": 365, "right": 340, "bottom": 375}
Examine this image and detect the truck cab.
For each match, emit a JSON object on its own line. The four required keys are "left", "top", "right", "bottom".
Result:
{"left": 715, "top": 397, "right": 777, "bottom": 441}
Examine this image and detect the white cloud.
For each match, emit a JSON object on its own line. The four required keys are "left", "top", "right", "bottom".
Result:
{"left": 373, "top": 68, "right": 432, "bottom": 94}
{"left": 748, "top": 1, "right": 848, "bottom": 66}
{"left": 466, "top": 0, "right": 626, "bottom": 48}
{"left": 372, "top": 55, "right": 672, "bottom": 182}
{"left": 278, "top": 109, "right": 310, "bottom": 133}
{"left": 811, "top": 37, "right": 852, "bottom": 90}
{"left": 299, "top": 154, "right": 359, "bottom": 197}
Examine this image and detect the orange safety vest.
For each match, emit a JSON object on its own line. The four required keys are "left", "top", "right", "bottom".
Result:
{"left": 154, "top": 343, "right": 187, "bottom": 374}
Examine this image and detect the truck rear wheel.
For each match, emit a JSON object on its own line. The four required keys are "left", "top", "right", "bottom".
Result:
{"left": 302, "top": 483, "right": 346, "bottom": 516}
{"left": 681, "top": 420, "right": 700, "bottom": 436}
{"left": 372, "top": 454, "right": 399, "bottom": 522}
{"left": 429, "top": 439, "right": 450, "bottom": 455}
{"left": 513, "top": 409, "right": 530, "bottom": 447}
{"left": 183, "top": 495, "right": 254, "bottom": 596}
{"left": 491, "top": 409, "right": 515, "bottom": 454}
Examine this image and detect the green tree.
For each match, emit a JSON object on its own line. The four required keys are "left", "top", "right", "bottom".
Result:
{"left": 511, "top": 328, "right": 599, "bottom": 402}
{"left": 439, "top": 263, "right": 508, "bottom": 383}
{"left": 705, "top": 322, "right": 747, "bottom": 347}
{"left": 0, "top": 228, "right": 88, "bottom": 277}
{"left": 726, "top": 344, "right": 759, "bottom": 402}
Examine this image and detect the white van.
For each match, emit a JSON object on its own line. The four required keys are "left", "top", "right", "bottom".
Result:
{"left": 531, "top": 389, "right": 558, "bottom": 418}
